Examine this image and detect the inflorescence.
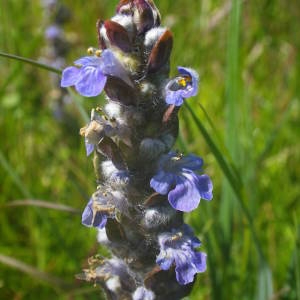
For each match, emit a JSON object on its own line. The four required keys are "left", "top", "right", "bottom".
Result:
{"left": 61, "top": 1, "right": 213, "bottom": 299}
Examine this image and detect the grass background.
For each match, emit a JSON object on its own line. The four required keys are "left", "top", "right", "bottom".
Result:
{"left": 0, "top": 0, "right": 299, "bottom": 299}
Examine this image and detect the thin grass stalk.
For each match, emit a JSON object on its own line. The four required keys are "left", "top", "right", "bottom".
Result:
{"left": 0, "top": 51, "right": 62, "bottom": 74}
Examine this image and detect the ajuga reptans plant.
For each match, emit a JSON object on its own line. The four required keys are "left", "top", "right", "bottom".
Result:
{"left": 61, "top": 1, "right": 213, "bottom": 299}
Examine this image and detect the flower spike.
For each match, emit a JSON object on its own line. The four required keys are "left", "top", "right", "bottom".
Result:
{"left": 64, "top": 0, "right": 213, "bottom": 298}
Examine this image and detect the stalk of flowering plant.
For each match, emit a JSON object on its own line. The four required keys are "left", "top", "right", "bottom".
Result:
{"left": 61, "top": 1, "right": 213, "bottom": 299}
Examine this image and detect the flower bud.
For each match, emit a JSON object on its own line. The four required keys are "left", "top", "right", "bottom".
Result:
{"left": 105, "top": 76, "right": 138, "bottom": 106}
{"left": 111, "top": 14, "right": 136, "bottom": 40}
{"left": 97, "top": 137, "right": 127, "bottom": 170}
{"left": 142, "top": 204, "right": 177, "bottom": 230}
{"left": 116, "top": 0, "right": 133, "bottom": 14}
{"left": 103, "top": 20, "right": 132, "bottom": 52}
{"left": 139, "top": 138, "right": 166, "bottom": 160}
{"left": 133, "top": 0, "right": 160, "bottom": 34}
{"left": 147, "top": 29, "right": 173, "bottom": 73}
{"left": 144, "top": 266, "right": 193, "bottom": 299}
{"left": 144, "top": 27, "right": 167, "bottom": 49}
{"left": 95, "top": 258, "right": 136, "bottom": 295}
{"left": 96, "top": 20, "right": 107, "bottom": 50}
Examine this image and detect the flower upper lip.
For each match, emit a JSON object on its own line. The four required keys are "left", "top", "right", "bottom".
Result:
{"left": 61, "top": 49, "right": 133, "bottom": 98}
{"left": 165, "top": 66, "right": 199, "bottom": 106}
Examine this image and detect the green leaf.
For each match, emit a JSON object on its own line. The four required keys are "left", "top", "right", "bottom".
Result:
{"left": 3, "top": 199, "right": 80, "bottom": 214}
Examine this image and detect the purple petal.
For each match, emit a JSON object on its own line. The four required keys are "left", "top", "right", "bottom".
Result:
{"left": 177, "top": 66, "right": 199, "bottom": 98}
{"left": 61, "top": 66, "right": 81, "bottom": 87}
{"left": 156, "top": 226, "right": 207, "bottom": 286}
{"left": 81, "top": 199, "right": 93, "bottom": 227}
{"left": 150, "top": 171, "right": 174, "bottom": 195}
{"left": 45, "top": 25, "right": 62, "bottom": 40}
{"left": 85, "top": 139, "right": 95, "bottom": 156}
{"left": 133, "top": 287, "right": 155, "bottom": 300}
{"left": 166, "top": 90, "right": 184, "bottom": 106}
{"left": 74, "top": 56, "right": 102, "bottom": 66}
{"left": 156, "top": 251, "right": 174, "bottom": 270}
{"left": 192, "top": 252, "right": 207, "bottom": 273}
{"left": 75, "top": 67, "right": 107, "bottom": 97}
{"left": 182, "top": 224, "right": 196, "bottom": 237}
{"left": 93, "top": 213, "right": 108, "bottom": 229}
{"left": 81, "top": 199, "right": 108, "bottom": 229}
{"left": 110, "top": 170, "right": 130, "bottom": 184}
{"left": 190, "top": 236, "right": 201, "bottom": 248}
{"left": 182, "top": 225, "right": 201, "bottom": 248}
{"left": 168, "top": 175, "right": 201, "bottom": 212}
{"left": 195, "top": 174, "right": 213, "bottom": 200}
{"left": 101, "top": 50, "right": 133, "bottom": 87}
{"left": 157, "top": 152, "right": 175, "bottom": 166}
{"left": 176, "top": 154, "right": 203, "bottom": 171}
{"left": 174, "top": 251, "right": 197, "bottom": 285}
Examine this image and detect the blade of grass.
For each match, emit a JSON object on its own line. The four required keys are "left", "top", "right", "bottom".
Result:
{"left": 221, "top": 0, "right": 242, "bottom": 245}
{"left": 0, "top": 51, "right": 62, "bottom": 74}
{"left": 0, "top": 254, "right": 71, "bottom": 290}
{"left": 186, "top": 103, "right": 241, "bottom": 194}
{"left": 0, "top": 52, "right": 90, "bottom": 123}
{"left": 186, "top": 103, "right": 266, "bottom": 258}
{"left": 197, "top": 102, "right": 242, "bottom": 184}
{"left": 187, "top": 102, "right": 274, "bottom": 298}
{"left": 0, "top": 150, "right": 32, "bottom": 199}
{"left": 225, "top": 0, "right": 241, "bottom": 163}
{"left": 3, "top": 199, "right": 80, "bottom": 214}
{"left": 198, "top": 103, "right": 225, "bottom": 149}
{"left": 294, "top": 213, "right": 300, "bottom": 300}
{"left": 257, "top": 261, "right": 274, "bottom": 300}
{"left": 224, "top": 0, "right": 273, "bottom": 296}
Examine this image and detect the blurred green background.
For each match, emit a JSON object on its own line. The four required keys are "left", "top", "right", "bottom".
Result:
{"left": 0, "top": 0, "right": 299, "bottom": 299}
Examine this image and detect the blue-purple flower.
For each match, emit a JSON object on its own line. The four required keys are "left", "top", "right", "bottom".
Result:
{"left": 132, "top": 287, "right": 155, "bottom": 300}
{"left": 150, "top": 152, "right": 213, "bottom": 212}
{"left": 82, "top": 197, "right": 114, "bottom": 229}
{"left": 81, "top": 117, "right": 105, "bottom": 156}
{"left": 156, "top": 224, "right": 206, "bottom": 285}
{"left": 80, "top": 109, "right": 119, "bottom": 156}
{"left": 96, "top": 257, "right": 130, "bottom": 279}
{"left": 165, "top": 67, "right": 199, "bottom": 106}
{"left": 45, "top": 25, "right": 62, "bottom": 40}
{"left": 85, "top": 141, "right": 95, "bottom": 157}
{"left": 61, "top": 49, "right": 132, "bottom": 97}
